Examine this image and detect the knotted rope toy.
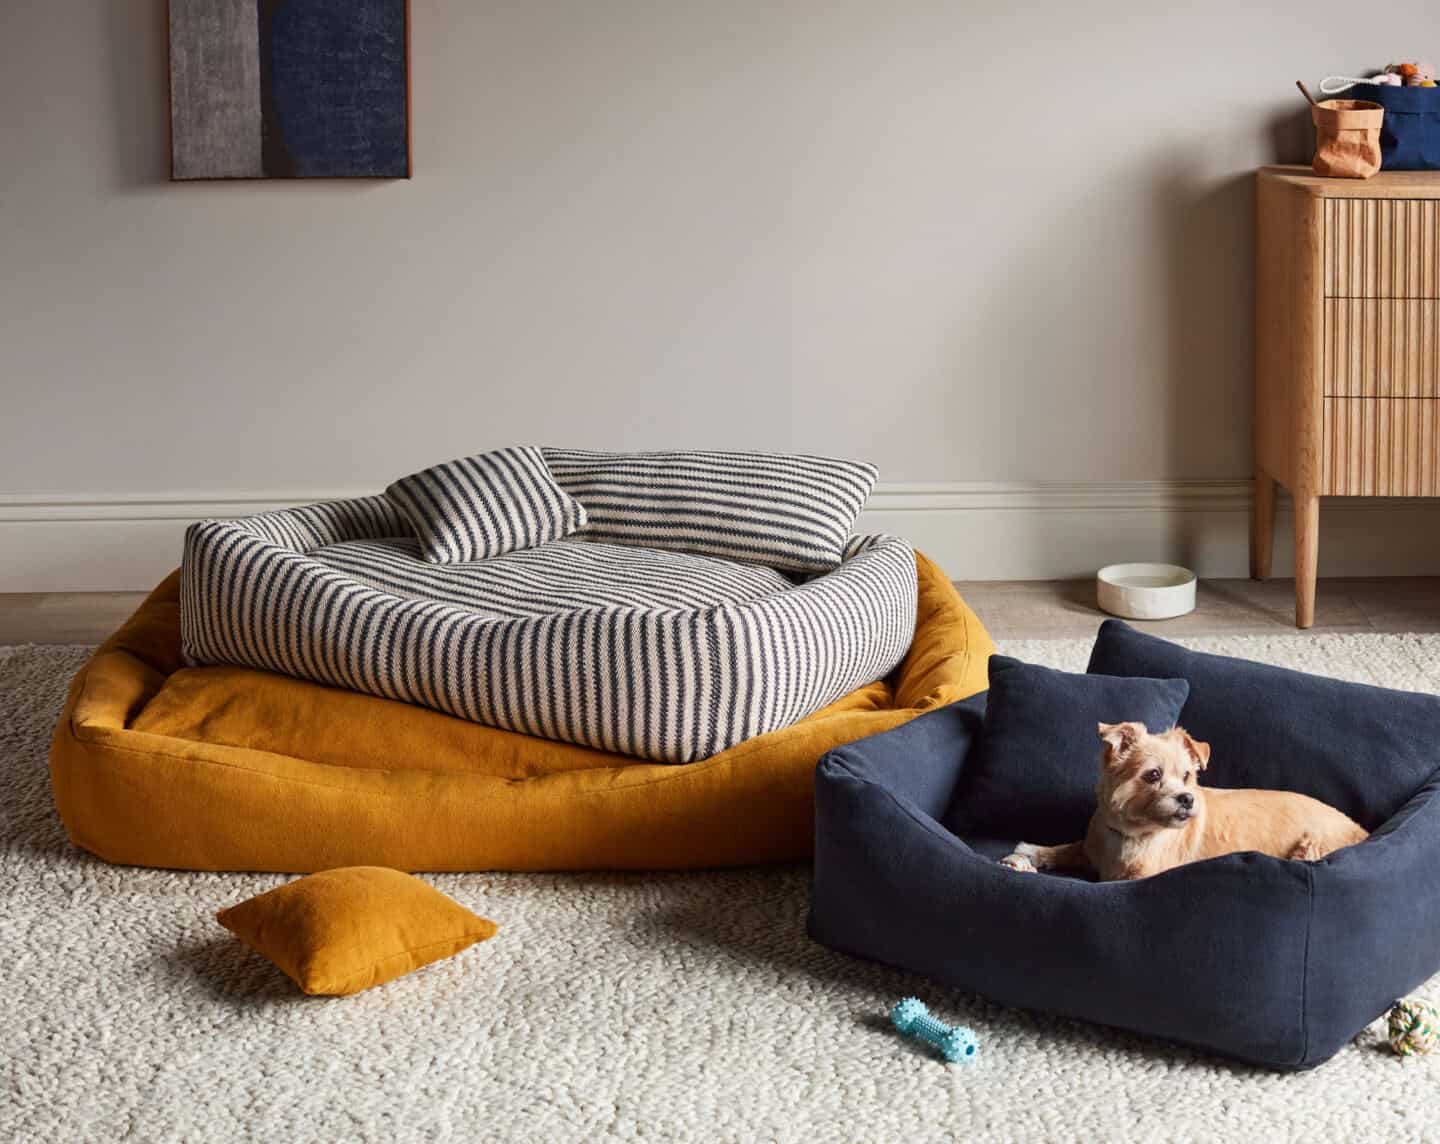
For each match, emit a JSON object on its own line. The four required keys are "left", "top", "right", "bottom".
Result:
{"left": 1386, "top": 997, "right": 1440, "bottom": 1057}
{"left": 891, "top": 998, "right": 979, "bottom": 1064}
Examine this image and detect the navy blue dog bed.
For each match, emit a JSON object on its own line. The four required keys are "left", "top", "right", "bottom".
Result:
{"left": 808, "top": 623, "right": 1440, "bottom": 1069}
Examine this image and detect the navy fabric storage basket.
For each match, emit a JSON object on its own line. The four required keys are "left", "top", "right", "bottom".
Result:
{"left": 809, "top": 676, "right": 1440, "bottom": 1068}
{"left": 1351, "top": 83, "right": 1440, "bottom": 170}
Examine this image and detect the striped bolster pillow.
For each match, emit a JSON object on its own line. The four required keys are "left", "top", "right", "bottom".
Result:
{"left": 541, "top": 448, "right": 879, "bottom": 574}
{"left": 385, "top": 447, "right": 587, "bottom": 563}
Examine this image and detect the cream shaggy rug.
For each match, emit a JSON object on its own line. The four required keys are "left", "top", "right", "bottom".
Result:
{"left": 5, "top": 635, "right": 1440, "bottom": 1143}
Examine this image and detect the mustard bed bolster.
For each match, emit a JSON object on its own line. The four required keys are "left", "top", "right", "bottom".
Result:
{"left": 49, "top": 554, "right": 994, "bottom": 873}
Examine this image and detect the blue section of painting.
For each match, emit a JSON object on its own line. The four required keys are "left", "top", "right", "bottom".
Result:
{"left": 259, "top": 0, "right": 408, "bottom": 178}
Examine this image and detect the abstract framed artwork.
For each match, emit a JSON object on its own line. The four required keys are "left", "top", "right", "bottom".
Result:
{"left": 168, "top": 0, "right": 411, "bottom": 180}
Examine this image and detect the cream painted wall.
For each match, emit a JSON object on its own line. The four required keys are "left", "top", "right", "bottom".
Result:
{"left": 3, "top": 2, "right": 1440, "bottom": 587}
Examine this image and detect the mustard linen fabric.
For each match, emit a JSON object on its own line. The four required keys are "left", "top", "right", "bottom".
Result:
{"left": 217, "top": 865, "right": 498, "bottom": 995}
{"left": 49, "top": 553, "right": 993, "bottom": 871}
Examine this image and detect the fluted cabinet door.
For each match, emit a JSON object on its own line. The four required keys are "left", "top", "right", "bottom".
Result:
{"left": 1325, "top": 198, "right": 1440, "bottom": 299}
{"left": 1323, "top": 300, "right": 1440, "bottom": 397}
{"left": 1323, "top": 397, "right": 1440, "bottom": 495}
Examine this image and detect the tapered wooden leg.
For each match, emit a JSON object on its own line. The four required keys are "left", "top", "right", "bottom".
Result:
{"left": 1293, "top": 489, "right": 1319, "bottom": 629}
{"left": 1251, "top": 471, "right": 1276, "bottom": 581}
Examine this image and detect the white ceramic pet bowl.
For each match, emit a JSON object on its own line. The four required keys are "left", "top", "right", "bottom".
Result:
{"left": 1096, "top": 563, "right": 1196, "bottom": 621}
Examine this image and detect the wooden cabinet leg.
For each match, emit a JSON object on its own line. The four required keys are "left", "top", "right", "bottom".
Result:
{"left": 1293, "top": 490, "right": 1319, "bottom": 629}
{"left": 1251, "top": 471, "right": 1276, "bottom": 580}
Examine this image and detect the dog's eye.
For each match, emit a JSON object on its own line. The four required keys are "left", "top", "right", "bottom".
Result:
{"left": 1142, "top": 769, "right": 1162, "bottom": 784}
{"left": 1184, "top": 770, "right": 1192, "bottom": 783}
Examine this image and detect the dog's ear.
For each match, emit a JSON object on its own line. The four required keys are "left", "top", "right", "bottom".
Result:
{"left": 1097, "top": 721, "right": 1142, "bottom": 765}
{"left": 1176, "top": 728, "right": 1210, "bottom": 771}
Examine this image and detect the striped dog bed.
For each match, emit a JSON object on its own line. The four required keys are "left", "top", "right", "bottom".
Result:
{"left": 181, "top": 496, "right": 917, "bottom": 764}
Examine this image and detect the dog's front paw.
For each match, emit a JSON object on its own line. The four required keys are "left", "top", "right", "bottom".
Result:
{"left": 999, "top": 852, "right": 1037, "bottom": 873}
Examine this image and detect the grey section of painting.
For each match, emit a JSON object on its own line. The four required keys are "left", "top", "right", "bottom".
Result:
{"left": 169, "top": 0, "right": 263, "bottom": 179}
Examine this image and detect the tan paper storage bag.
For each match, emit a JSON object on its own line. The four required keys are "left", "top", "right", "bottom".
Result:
{"left": 1312, "top": 99, "right": 1384, "bottom": 178}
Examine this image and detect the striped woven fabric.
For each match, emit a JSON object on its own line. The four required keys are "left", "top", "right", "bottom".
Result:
{"left": 385, "top": 447, "right": 587, "bottom": 564}
{"left": 181, "top": 495, "right": 916, "bottom": 764}
{"left": 313, "top": 536, "right": 793, "bottom": 618}
{"left": 541, "top": 449, "right": 879, "bottom": 575}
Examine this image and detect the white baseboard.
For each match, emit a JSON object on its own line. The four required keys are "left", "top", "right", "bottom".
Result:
{"left": 862, "top": 481, "right": 1440, "bottom": 581}
{"left": 6, "top": 482, "right": 1440, "bottom": 592}
{"left": 0, "top": 490, "right": 367, "bottom": 594}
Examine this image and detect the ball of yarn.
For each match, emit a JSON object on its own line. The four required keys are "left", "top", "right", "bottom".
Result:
{"left": 1386, "top": 998, "right": 1439, "bottom": 1057}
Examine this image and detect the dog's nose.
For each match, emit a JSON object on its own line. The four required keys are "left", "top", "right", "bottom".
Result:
{"left": 1175, "top": 792, "right": 1194, "bottom": 810}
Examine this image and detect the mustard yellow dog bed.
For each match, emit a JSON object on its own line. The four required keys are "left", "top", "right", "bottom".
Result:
{"left": 49, "top": 553, "right": 992, "bottom": 872}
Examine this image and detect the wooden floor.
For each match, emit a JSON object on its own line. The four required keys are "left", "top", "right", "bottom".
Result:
{"left": 955, "top": 577, "right": 1440, "bottom": 640}
{"left": 0, "top": 592, "right": 150, "bottom": 646}
{"left": 2, "top": 578, "right": 1439, "bottom": 645}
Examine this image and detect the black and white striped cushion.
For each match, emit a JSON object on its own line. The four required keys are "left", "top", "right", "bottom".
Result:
{"left": 385, "top": 447, "right": 586, "bottom": 564}
{"left": 541, "top": 449, "right": 879, "bottom": 574}
{"left": 181, "top": 496, "right": 916, "bottom": 764}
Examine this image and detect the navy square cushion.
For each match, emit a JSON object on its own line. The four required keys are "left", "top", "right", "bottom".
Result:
{"left": 1087, "top": 620, "right": 1440, "bottom": 829}
{"left": 947, "top": 655, "right": 1189, "bottom": 844}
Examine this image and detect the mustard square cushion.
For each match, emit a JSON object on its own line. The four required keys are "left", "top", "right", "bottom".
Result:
{"left": 217, "top": 866, "right": 498, "bottom": 995}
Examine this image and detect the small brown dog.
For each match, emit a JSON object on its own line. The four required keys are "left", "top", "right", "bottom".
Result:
{"left": 1000, "top": 721, "right": 1369, "bottom": 881}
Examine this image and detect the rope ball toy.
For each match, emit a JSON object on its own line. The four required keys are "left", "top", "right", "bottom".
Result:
{"left": 1386, "top": 998, "right": 1440, "bottom": 1057}
{"left": 891, "top": 998, "right": 979, "bottom": 1064}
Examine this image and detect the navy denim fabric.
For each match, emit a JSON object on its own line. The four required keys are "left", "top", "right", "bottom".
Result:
{"left": 1350, "top": 83, "right": 1440, "bottom": 171}
{"left": 1087, "top": 620, "right": 1440, "bottom": 828}
{"left": 949, "top": 655, "right": 1188, "bottom": 844}
{"left": 808, "top": 694, "right": 1440, "bottom": 1068}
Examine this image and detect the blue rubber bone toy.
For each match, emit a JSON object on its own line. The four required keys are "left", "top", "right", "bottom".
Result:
{"left": 891, "top": 998, "right": 979, "bottom": 1064}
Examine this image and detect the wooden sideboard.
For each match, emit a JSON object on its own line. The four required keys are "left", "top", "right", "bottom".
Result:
{"left": 1254, "top": 165, "right": 1440, "bottom": 627}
